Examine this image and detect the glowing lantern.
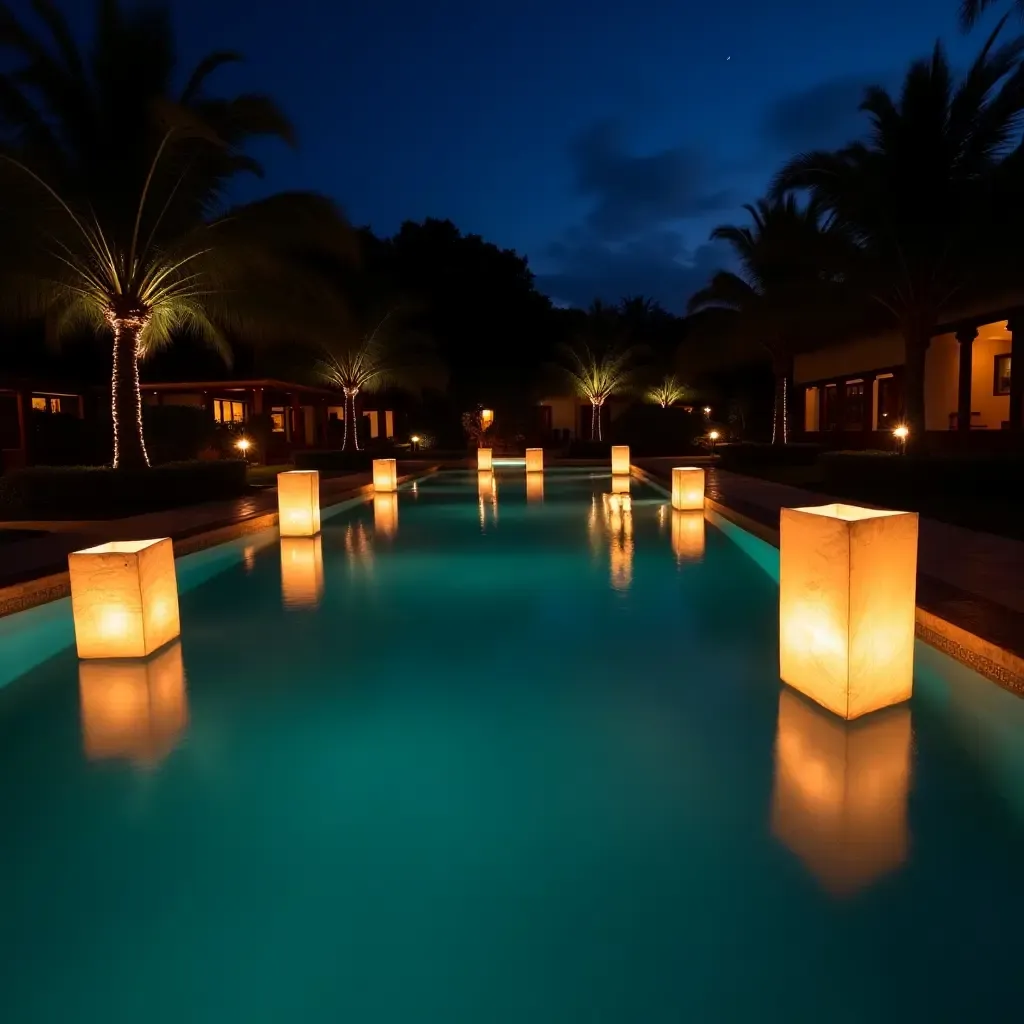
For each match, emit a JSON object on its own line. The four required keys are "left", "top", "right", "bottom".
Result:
{"left": 78, "top": 641, "right": 188, "bottom": 766}
{"left": 672, "top": 466, "right": 705, "bottom": 510}
{"left": 671, "top": 509, "right": 705, "bottom": 561}
{"left": 374, "top": 492, "right": 399, "bottom": 537}
{"left": 68, "top": 538, "right": 180, "bottom": 660}
{"left": 611, "top": 445, "right": 630, "bottom": 475}
{"left": 771, "top": 688, "right": 910, "bottom": 897}
{"left": 525, "top": 448, "right": 544, "bottom": 473}
{"left": 480, "top": 408, "right": 495, "bottom": 429}
{"left": 280, "top": 536, "right": 324, "bottom": 609}
{"left": 611, "top": 474, "right": 630, "bottom": 494}
{"left": 277, "top": 470, "right": 321, "bottom": 537}
{"left": 779, "top": 503, "right": 918, "bottom": 720}
{"left": 604, "top": 492, "right": 632, "bottom": 514}
{"left": 373, "top": 458, "right": 398, "bottom": 492}
{"left": 478, "top": 447, "right": 493, "bottom": 471}
{"left": 527, "top": 473, "right": 545, "bottom": 502}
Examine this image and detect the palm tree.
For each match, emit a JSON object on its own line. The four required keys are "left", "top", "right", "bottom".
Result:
{"left": 0, "top": 0, "right": 352, "bottom": 468}
{"left": 961, "top": 1, "right": 1024, "bottom": 30}
{"left": 318, "top": 306, "right": 436, "bottom": 450}
{"left": 771, "top": 27, "right": 1024, "bottom": 443}
{"left": 688, "top": 196, "right": 845, "bottom": 444}
{"left": 646, "top": 375, "right": 691, "bottom": 408}
{"left": 561, "top": 342, "right": 635, "bottom": 441}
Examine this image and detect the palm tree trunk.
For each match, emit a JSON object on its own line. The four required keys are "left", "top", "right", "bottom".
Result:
{"left": 347, "top": 390, "right": 361, "bottom": 451}
{"left": 592, "top": 402, "right": 601, "bottom": 441}
{"left": 110, "top": 317, "right": 150, "bottom": 469}
{"left": 902, "top": 327, "right": 931, "bottom": 450}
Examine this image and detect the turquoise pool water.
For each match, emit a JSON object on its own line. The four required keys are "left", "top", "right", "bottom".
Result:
{"left": 2, "top": 467, "right": 1024, "bottom": 1022}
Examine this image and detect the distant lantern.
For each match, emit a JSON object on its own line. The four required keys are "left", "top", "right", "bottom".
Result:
{"left": 779, "top": 503, "right": 918, "bottom": 720}
{"left": 373, "top": 458, "right": 398, "bottom": 492}
{"left": 527, "top": 473, "right": 544, "bottom": 503}
{"left": 771, "top": 688, "right": 911, "bottom": 897}
{"left": 671, "top": 509, "right": 705, "bottom": 561}
{"left": 672, "top": 466, "right": 705, "bottom": 510}
{"left": 611, "top": 445, "right": 630, "bottom": 475}
{"left": 78, "top": 641, "right": 189, "bottom": 766}
{"left": 611, "top": 474, "right": 631, "bottom": 494}
{"left": 68, "top": 538, "right": 180, "bottom": 660}
{"left": 478, "top": 447, "right": 493, "bottom": 471}
{"left": 280, "top": 536, "right": 324, "bottom": 609}
{"left": 374, "top": 492, "right": 399, "bottom": 538}
{"left": 278, "top": 470, "right": 321, "bottom": 537}
{"left": 604, "top": 491, "right": 632, "bottom": 514}
{"left": 480, "top": 408, "right": 495, "bottom": 429}
{"left": 526, "top": 448, "right": 544, "bottom": 473}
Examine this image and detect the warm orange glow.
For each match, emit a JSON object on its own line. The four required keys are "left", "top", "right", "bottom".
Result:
{"left": 606, "top": 503, "right": 634, "bottom": 591}
{"left": 478, "top": 447, "right": 493, "bottom": 471}
{"left": 373, "top": 458, "right": 398, "bottom": 492}
{"left": 671, "top": 509, "right": 705, "bottom": 561}
{"left": 480, "top": 408, "right": 494, "bottom": 429}
{"left": 525, "top": 447, "right": 544, "bottom": 473}
{"left": 611, "top": 474, "right": 630, "bottom": 494}
{"left": 708, "top": 430, "right": 720, "bottom": 441}
{"left": 603, "top": 491, "right": 632, "bottom": 514}
{"left": 78, "top": 641, "right": 188, "bottom": 766}
{"left": 374, "top": 492, "right": 399, "bottom": 537}
{"left": 780, "top": 503, "right": 918, "bottom": 720}
{"left": 893, "top": 425, "right": 909, "bottom": 440}
{"left": 478, "top": 470, "right": 498, "bottom": 528}
{"left": 277, "top": 470, "right": 321, "bottom": 537}
{"left": 280, "top": 536, "right": 324, "bottom": 609}
{"left": 527, "top": 473, "right": 544, "bottom": 502}
{"left": 771, "top": 689, "right": 911, "bottom": 897}
{"left": 68, "top": 538, "right": 180, "bottom": 659}
{"left": 671, "top": 466, "right": 705, "bottom": 510}
{"left": 235, "top": 437, "right": 251, "bottom": 453}
{"left": 611, "top": 445, "right": 630, "bottom": 475}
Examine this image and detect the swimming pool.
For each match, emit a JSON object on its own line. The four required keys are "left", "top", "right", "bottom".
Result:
{"left": 2, "top": 467, "right": 1024, "bottom": 1022}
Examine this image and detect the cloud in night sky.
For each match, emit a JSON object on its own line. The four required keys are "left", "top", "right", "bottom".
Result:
{"left": 761, "top": 75, "right": 879, "bottom": 153}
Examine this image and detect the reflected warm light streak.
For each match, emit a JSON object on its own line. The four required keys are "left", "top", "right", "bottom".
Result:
{"left": 374, "top": 492, "right": 399, "bottom": 538}
{"left": 280, "top": 536, "right": 324, "bottom": 609}
{"left": 478, "top": 470, "right": 498, "bottom": 529}
{"left": 527, "top": 473, "right": 545, "bottom": 503}
{"left": 771, "top": 688, "right": 911, "bottom": 897}
{"left": 611, "top": 474, "right": 630, "bottom": 494}
{"left": 671, "top": 509, "right": 705, "bottom": 562}
{"left": 79, "top": 642, "right": 188, "bottom": 767}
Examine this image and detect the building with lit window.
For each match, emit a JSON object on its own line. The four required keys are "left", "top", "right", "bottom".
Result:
{"left": 0, "top": 378, "right": 87, "bottom": 471}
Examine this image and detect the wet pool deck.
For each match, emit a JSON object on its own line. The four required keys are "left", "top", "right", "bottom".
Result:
{"left": 638, "top": 458, "right": 1024, "bottom": 696}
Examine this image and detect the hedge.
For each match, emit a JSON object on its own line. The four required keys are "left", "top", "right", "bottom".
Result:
{"left": 716, "top": 442, "right": 824, "bottom": 469}
{"left": 0, "top": 460, "right": 248, "bottom": 520}
{"left": 292, "top": 449, "right": 377, "bottom": 472}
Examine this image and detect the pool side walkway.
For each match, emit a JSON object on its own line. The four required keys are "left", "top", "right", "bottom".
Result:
{"left": 638, "top": 458, "right": 1024, "bottom": 696}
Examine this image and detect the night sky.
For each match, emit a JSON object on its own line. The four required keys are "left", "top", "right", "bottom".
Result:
{"left": 21, "top": 0, "right": 1005, "bottom": 309}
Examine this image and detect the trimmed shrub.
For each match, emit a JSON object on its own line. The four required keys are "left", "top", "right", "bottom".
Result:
{"left": 566, "top": 440, "right": 611, "bottom": 459}
{"left": 292, "top": 449, "right": 375, "bottom": 472}
{"left": 0, "top": 460, "right": 248, "bottom": 520}
{"left": 716, "top": 441, "right": 824, "bottom": 470}
{"left": 607, "top": 405, "right": 706, "bottom": 456}
{"left": 143, "top": 405, "right": 218, "bottom": 464}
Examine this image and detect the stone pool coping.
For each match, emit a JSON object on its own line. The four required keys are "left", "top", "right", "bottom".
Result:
{"left": 632, "top": 461, "right": 1024, "bottom": 699}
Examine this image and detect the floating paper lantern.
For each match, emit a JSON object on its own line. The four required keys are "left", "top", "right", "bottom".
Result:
{"left": 611, "top": 474, "right": 631, "bottom": 494}
{"left": 603, "top": 492, "right": 632, "bottom": 514}
{"left": 373, "top": 458, "right": 398, "bottom": 492}
{"left": 525, "top": 448, "right": 544, "bottom": 473}
{"left": 671, "top": 466, "right": 705, "bottom": 511}
{"left": 374, "top": 492, "right": 399, "bottom": 538}
{"left": 280, "top": 536, "right": 324, "bottom": 609}
{"left": 671, "top": 509, "right": 705, "bottom": 561}
{"left": 478, "top": 447, "right": 493, "bottom": 471}
{"left": 611, "top": 445, "right": 630, "bottom": 475}
{"left": 78, "top": 641, "right": 188, "bottom": 765}
{"left": 68, "top": 538, "right": 180, "bottom": 660}
{"left": 527, "top": 473, "right": 545, "bottom": 502}
{"left": 277, "top": 470, "right": 321, "bottom": 537}
{"left": 771, "top": 688, "right": 910, "bottom": 897}
{"left": 779, "top": 503, "right": 918, "bottom": 720}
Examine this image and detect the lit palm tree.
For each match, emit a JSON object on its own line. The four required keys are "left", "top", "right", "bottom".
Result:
{"left": 561, "top": 343, "right": 635, "bottom": 441}
{"left": 646, "top": 375, "right": 691, "bottom": 408}
{"left": 772, "top": 27, "right": 1024, "bottom": 442}
{"left": 0, "top": 0, "right": 352, "bottom": 467}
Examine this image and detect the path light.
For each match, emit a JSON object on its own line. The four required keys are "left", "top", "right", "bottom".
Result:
{"left": 771, "top": 689, "right": 911, "bottom": 897}
{"left": 708, "top": 430, "right": 720, "bottom": 450}
{"left": 671, "top": 509, "right": 705, "bottom": 561}
{"left": 235, "top": 437, "right": 252, "bottom": 455}
{"left": 69, "top": 538, "right": 180, "bottom": 659}
{"left": 611, "top": 445, "right": 630, "bottom": 475}
{"left": 611, "top": 474, "right": 630, "bottom": 494}
{"left": 527, "top": 473, "right": 545, "bottom": 502}
{"left": 779, "top": 503, "right": 918, "bottom": 720}
{"left": 478, "top": 447, "right": 493, "bottom": 471}
{"left": 374, "top": 492, "right": 399, "bottom": 538}
{"left": 893, "top": 424, "right": 909, "bottom": 454}
{"left": 278, "top": 470, "right": 321, "bottom": 537}
{"left": 671, "top": 466, "right": 705, "bottom": 510}
{"left": 526, "top": 448, "right": 544, "bottom": 473}
{"left": 373, "top": 458, "right": 398, "bottom": 492}
{"left": 280, "top": 536, "right": 324, "bottom": 609}
{"left": 78, "top": 641, "right": 188, "bottom": 766}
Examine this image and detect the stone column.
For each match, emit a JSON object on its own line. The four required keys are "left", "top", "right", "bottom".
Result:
{"left": 955, "top": 326, "right": 977, "bottom": 435}
{"left": 1008, "top": 316, "right": 1024, "bottom": 430}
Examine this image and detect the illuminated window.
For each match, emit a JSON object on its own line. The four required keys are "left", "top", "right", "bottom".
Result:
{"left": 995, "top": 354, "right": 1011, "bottom": 396}
{"left": 271, "top": 408, "right": 286, "bottom": 433}
{"left": 31, "top": 396, "right": 46, "bottom": 411}
{"left": 213, "top": 399, "right": 246, "bottom": 424}
{"left": 844, "top": 380, "right": 865, "bottom": 430}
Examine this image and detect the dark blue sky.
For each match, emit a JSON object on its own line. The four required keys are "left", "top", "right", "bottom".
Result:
{"left": 25, "top": 0, "right": 1007, "bottom": 309}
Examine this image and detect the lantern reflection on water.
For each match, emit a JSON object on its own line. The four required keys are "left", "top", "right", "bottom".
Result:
{"left": 671, "top": 509, "right": 705, "bottom": 561}
{"left": 771, "top": 688, "right": 911, "bottom": 897}
{"left": 280, "top": 536, "right": 324, "bottom": 609}
{"left": 78, "top": 641, "right": 188, "bottom": 766}
{"left": 611, "top": 474, "right": 630, "bottom": 494}
{"left": 374, "top": 492, "right": 399, "bottom": 538}
{"left": 527, "top": 473, "right": 545, "bottom": 502}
